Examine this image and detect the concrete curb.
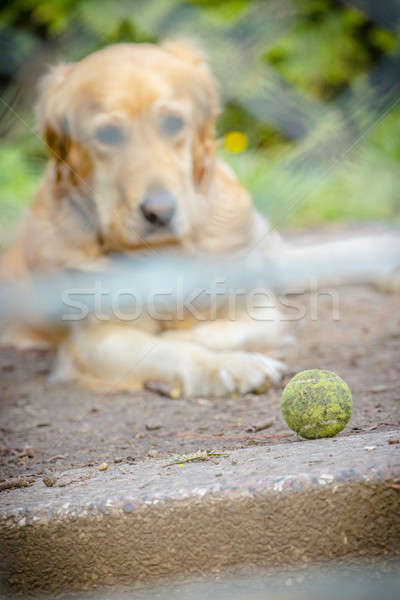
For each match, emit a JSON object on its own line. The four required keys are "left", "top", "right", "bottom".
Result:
{"left": 1, "top": 431, "right": 399, "bottom": 596}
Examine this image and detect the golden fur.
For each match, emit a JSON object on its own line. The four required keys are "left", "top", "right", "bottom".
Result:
{"left": 2, "top": 41, "right": 287, "bottom": 395}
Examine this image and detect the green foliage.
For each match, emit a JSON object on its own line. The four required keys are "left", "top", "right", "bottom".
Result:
{"left": 0, "top": 135, "right": 44, "bottom": 245}
{"left": 263, "top": 3, "right": 382, "bottom": 100}
{"left": 186, "top": 0, "right": 249, "bottom": 24}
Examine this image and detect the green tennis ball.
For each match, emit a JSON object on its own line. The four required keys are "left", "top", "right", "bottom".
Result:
{"left": 281, "top": 369, "right": 352, "bottom": 439}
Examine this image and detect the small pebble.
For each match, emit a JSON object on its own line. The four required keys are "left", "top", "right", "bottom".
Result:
{"left": 145, "top": 423, "right": 161, "bottom": 431}
{"left": 215, "top": 473, "right": 223, "bottom": 478}
{"left": 2, "top": 363, "right": 15, "bottom": 372}
{"left": 363, "top": 446, "right": 377, "bottom": 451}
{"left": 98, "top": 462, "right": 108, "bottom": 471}
{"left": 246, "top": 419, "right": 274, "bottom": 433}
{"left": 198, "top": 398, "right": 212, "bottom": 406}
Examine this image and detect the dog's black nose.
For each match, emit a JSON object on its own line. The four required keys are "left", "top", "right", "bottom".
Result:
{"left": 139, "top": 189, "right": 176, "bottom": 227}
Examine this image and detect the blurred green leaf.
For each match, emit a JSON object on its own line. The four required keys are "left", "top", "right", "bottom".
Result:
{"left": 263, "top": 7, "right": 371, "bottom": 101}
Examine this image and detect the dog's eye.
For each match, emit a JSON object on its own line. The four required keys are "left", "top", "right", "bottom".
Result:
{"left": 160, "top": 114, "right": 184, "bottom": 137}
{"left": 95, "top": 124, "right": 125, "bottom": 145}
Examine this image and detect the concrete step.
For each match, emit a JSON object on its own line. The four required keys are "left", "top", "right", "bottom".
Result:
{"left": 0, "top": 430, "right": 399, "bottom": 596}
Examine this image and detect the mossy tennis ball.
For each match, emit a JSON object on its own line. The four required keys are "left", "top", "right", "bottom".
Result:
{"left": 281, "top": 369, "right": 352, "bottom": 439}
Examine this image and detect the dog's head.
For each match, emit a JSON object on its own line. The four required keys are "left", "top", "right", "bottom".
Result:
{"left": 37, "top": 41, "right": 219, "bottom": 250}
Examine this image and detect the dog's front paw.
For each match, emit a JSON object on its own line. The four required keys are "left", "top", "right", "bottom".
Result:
{"left": 181, "top": 351, "right": 286, "bottom": 397}
{"left": 216, "top": 352, "right": 287, "bottom": 394}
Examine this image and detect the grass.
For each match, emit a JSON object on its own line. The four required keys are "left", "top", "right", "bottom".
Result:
{"left": 0, "top": 132, "right": 45, "bottom": 244}
{"left": 222, "top": 104, "right": 400, "bottom": 228}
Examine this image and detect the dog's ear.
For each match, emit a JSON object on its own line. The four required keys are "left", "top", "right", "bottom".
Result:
{"left": 36, "top": 63, "right": 74, "bottom": 161}
{"left": 161, "top": 38, "right": 208, "bottom": 67}
{"left": 162, "top": 39, "right": 220, "bottom": 187}
{"left": 36, "top": 63, "right": 93, "bottom": 191}
{"left": 191, "top": 115, "right": 216, "bottom": 187}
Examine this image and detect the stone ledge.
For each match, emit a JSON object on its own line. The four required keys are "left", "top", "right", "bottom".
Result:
{"left": 0, "top": 431, "right": 399, "bottom": 596}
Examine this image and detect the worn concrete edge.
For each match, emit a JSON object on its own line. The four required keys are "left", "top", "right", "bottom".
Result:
{"left": 0, "top": 430, "right": 399, "bottom": 525}
{"left": 0, "top": 430, "right": 399, "bottom": 596}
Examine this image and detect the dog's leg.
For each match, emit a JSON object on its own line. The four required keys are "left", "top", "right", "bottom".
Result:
{"left": 161, "top": 293, "right": 292, "bottom": 355}
{"left": 162, "top": 318, "right": 292, "bottom": 354}
{"left": 52, "top": 322, "right": 285, "bottom": 396}
{"left": 1, "top": 323, "right": 54, "bottom": 350}
{"left": 273, "top": 234, "right": 400, "bottom": 292}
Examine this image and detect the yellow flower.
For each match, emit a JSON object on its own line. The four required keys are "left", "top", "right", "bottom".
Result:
{"left": 224, "top": 130, "right": 248, "bottom": 153}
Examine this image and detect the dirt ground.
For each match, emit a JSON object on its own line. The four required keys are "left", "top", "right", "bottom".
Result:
{"left": 1, "top": 235, "right": 400, "bottom": 487}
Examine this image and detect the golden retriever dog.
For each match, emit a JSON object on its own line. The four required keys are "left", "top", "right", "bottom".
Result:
{"left": 0, "top": 39, "right": 311, "bottom": 395}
